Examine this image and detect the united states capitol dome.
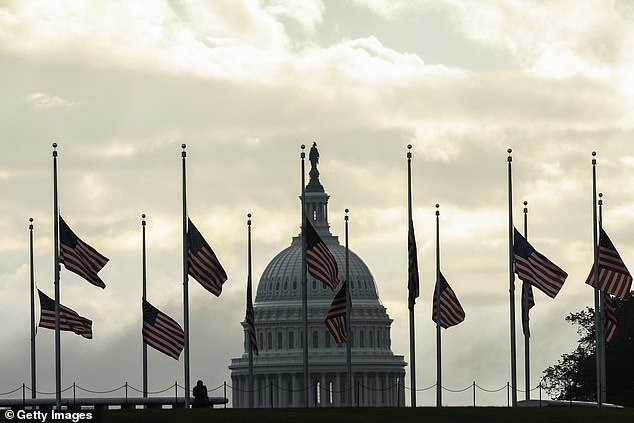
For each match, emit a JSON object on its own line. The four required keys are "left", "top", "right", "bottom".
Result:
{"left": 229, "top": 144, "right": 406, "bottom": 408}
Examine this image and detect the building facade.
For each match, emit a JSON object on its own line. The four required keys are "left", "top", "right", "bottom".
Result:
{"left": 229, "top": 145, "right": 406, "bottom": 407}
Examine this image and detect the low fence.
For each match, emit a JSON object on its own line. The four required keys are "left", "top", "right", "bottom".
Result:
{"left": 0, "top": 382, "right": 228, "bottom": 410}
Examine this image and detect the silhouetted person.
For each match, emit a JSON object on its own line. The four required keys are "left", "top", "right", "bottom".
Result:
{"left": 192, "top": 379, "right": 210, "bottom": 408}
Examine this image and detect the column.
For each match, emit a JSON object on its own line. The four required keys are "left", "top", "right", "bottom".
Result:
{"left": 363, "top": 373, "right": 368, "bottom": 406}
{"left": 321, "top": 373, "right": 327, "bottom": 407}
{"left": 334, "top": 373, "right": 341, "bottom": 407}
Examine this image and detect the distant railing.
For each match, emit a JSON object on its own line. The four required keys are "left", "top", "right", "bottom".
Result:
{"left": 0, "top": 382, "right": 229, "bottom": 410}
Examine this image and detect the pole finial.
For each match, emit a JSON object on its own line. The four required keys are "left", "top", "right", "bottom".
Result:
{"left": 247, "top": 213, "right": 252, "bottom": 226}
{"left": 301, "top": 144, "right": 305, "bottom": 159}
{"left": 345, "top": 208, "right": 349, "bottom": 221}
{"left": 523, "top": 200, "right": 528, "bottom": 206}
{"left": 407, "top": 144, "right": 412, "bottom": 159}
{"left": 435, "top": 203, "right": 440, "bottom": 216}
{"left": 29, "top": 217, "right": 34, "bottom": 223}
{"left": 52, "top": 142, "right": 58, "bottom": 149}
{"left": 507, "top": 148, "right": 512, "bottom": 154}
{"left": 142, "top": 213, "right": 146, "bottom": 226}
{"left": 598, "top": 192, "right": 603, "bottom": 198}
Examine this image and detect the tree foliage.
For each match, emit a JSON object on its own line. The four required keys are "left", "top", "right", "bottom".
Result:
{"left": 541, "top": 294, "right": 634, "bottom": 406}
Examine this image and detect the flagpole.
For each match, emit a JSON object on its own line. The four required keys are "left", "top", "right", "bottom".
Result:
{"left": 300, "top": 144, "right": 309, "bottom": 408}
{"left": 598, "top": 192, "right": 606, "bottom": 403}
{"left": 345, "top": 209, "right": 352, "bottom": 407}
{"left": 182, "top": 143, "right": 191, "bottom": 409}
{"left": 523, "top": 201, "right": 530, "bottom": 401}
{"left": 247, "top": 213, "right": 254, "bottom": 409}
{"left": 507, "top": 148, "right": 517, "bottom": 407}
{"left": 435, "top": 204, "right": 442, "bottom": 407}
{"left": 142, "top": 214, "right": 148, "bottom": 399}
{"left": 407, "top": 144, "right": 416, "bottom": 408}
{"left": 52, "top": 142, "right": 61, "bottom": 410}
{"left": 29, "top": 218, "right": 36, "bottom": 399}
{"left": 591, "top": 151, "right": 602, "bottom": 407}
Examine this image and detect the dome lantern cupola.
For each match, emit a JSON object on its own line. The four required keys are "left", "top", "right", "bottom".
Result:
{"left": 304, "top": 142, "right": 331, "bottom": 237}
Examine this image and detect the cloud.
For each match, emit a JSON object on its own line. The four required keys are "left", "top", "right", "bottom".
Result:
{"left": 26, "top": 92, "right": 76, "bottom": 108}
{"left": 265, "top": 0, "right": 325, "bottom": 33}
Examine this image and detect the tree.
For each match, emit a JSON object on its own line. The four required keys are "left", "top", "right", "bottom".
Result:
{"left": 541, "top": 294, "right": 634, "bottom": 406}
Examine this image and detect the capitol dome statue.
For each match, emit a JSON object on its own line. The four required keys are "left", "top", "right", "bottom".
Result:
{"left": 229, "top": 145, "right": 406, "bottom": 407}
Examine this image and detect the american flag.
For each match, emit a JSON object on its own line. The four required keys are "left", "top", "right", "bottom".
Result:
{"left": 142, "top": 300, "right": 184, "bottom": 360}
{"left": 513, "top": 228, "right": 568, "bottom": 299}
{"left": 187, "top": 219, "right": 227, "bottom": 296}
{"left": 245, "top": 277, "right": 258, "bottom": 356}
{"left": 305, "top": 217, "right": 339, "bottom": 290}
{"left": 585, "top": 228, "right": 632, "bottom": 298}
{"left": 59, "top": 216, "right": 109, "bottom": 289}
{"left": 604, "top": 294, "right": 617, "bottom": 343}
{"left": 521, "top": 282, "right": 535, "bottom": 338}
{"left": 408, "top": 218, "right": 420, "bottom": 310}
{"left": 325, "top": 281, "right": 348, "bottom": 344}
{"left": 38, "top": 289, "right": 93, "bottom": 339}
{"left": 432, "top": 272, "right": 465, "bottom": 329}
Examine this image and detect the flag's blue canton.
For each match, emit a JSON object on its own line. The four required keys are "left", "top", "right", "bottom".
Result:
{"left": 143, "top": 301, "right": 159, "bottom": 325}
{"left": 39, "top": 290, "right": 56, "bottom": 311}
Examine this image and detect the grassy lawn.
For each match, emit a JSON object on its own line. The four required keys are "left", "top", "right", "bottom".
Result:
{"left": 101, "top": 406, "right": 634, "bottom": 423}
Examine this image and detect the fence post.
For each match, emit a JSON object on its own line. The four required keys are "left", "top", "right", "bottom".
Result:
{"left": 506, "top": 382, "right": 510, "bottom": 407}
{"left": 472, "top": 381, "right": 476, "bottom": 407}
{"left": 175, "top": 381, "right": 178, "bottom": 405}
{"left": 356, "top": 381, "right": 360, "bottom": 407}
{"left": 396, "top": 380, "right": 400, "bottom": 408}
{"left": 539, "top": 383, "right": 542, "bottom": 407}
{"left": 73, "top": 382, "right": 76, "bottom": 406}
{"left": 125, "top": 382, "right": 128, "bottom": 405}
{"left": 270, "top": 381, "right": 273, "bottom": 408}
{"left": 22, "top": 383, "right": 25, "bottom": 407}
{"left": 224, "top": 381, "right": 227, "bottom": 409}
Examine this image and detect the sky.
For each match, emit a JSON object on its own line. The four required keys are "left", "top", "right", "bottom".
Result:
{"left": 1, "top": 0, "right": 634, "bottom": 407}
